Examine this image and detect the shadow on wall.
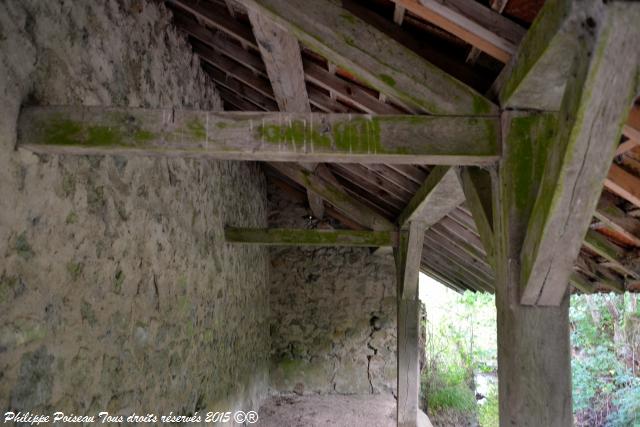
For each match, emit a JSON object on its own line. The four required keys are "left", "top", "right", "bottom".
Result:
{"left": 267, "top": 188, "right": 398, "bottom": 396}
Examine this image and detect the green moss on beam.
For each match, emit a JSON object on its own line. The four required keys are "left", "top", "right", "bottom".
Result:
{"left": 224, "top": 227, "right": 398, "bottom": 247}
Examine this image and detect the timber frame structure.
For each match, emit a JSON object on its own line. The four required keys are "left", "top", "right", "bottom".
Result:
{"left": 16, "top": 0, "right": 640, "bottom": 425}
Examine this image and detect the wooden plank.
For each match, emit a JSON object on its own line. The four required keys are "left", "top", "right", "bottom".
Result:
{"left": 616, "top": 105, "right": 640, "bottom": 155}
{"left": 393, "top": 4, "right": 406, "bottom": 26}
{"left": 270, "top": 163, "right": 395, "bottom": 231}
{"left": 594, "top": 193, "right": 640, "bottom": 247}
{"left": 519, "top": 3, "right": 640, "bottom": 305}
{"left": 235, "top": 0, "right": 497, "bottom": 115}
{"left": 18, "top": 106, "right": 500, "bottom": 165}
{"left": 624, "top": 104, "right": 640, "bottom": 142}
{"left": 423, "top": 235, "right": 495, "bottom": 291}
{"left": 332, "top": 164, "right": 411, "bottom": 207}
{"left": 194, "top": 40, "right": 275, "bottom": 99}
{"left": 422, "top": 250, "right": 489, "bottom": 293}
{"left": 398, "top": 166, "right": 465, "bottom": 228}
{"left": 437, "top": 216, "right": 487, "bottom": 257}
{"left": 458, "top": 167, "right": 495, "bottom": 266}
{"left": 583, "top": 229, "right": 638, "bottom": 279}
{"left": 392, "top": 0, "right": 525, "bottom": 63}
{"left": 224, "top": 227, "right": 397, "bottom": 246}
{"left": 493, "top": 0, "right": 604, "bottom": 110}
{"left": 605, "top": 164, "right": 640, "bottom": 209}
{"left": 169, "top": 0, "right": 259, "bottom": 49}
{"left": 303, "top": 59, "right": 403, "bottom": 115}
{"left": 429, "top": 225, "right": 491, "bottom": 271}
{"left": 218, "top": 87, "right": 262, "bottom": 111}
{"left": 173, "top": 10, "right": 267, "bottom": 75}
{"left": 341, "top": 0, "right": 492, "bottom": 95}
{"left": 205, "top": 65, "right": 278, "bottom": 111}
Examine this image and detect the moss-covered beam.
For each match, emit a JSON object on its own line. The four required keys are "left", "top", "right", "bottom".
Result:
{"left": 493, "top": 0, "right": 603, "bottom": 110}
{"left": 235, "top": 0, "right": 497, "bottom": 115}
{"left": 493, "top": 111, "right": 572, "bottom": 426}
{"left": 397, "top": 166, "right": 465, "bottom": 228}
{"left": 519, "top": 3, "right": 640, "bottom": 306}
{"left": 393, "top": 220, "right": 423, "bottom": 427}
{"left": 18, "top": 106, "right": 500, "bottom": 165}
{"left": 224, "top": 227, "right": 397, "bottom": 247}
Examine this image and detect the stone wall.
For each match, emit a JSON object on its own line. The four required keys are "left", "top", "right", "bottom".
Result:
{"left": 268, "top": 189, "right": 397, "bottom": 396}
{"left": 0, "top": 0, "right": 269, "bottom": 417}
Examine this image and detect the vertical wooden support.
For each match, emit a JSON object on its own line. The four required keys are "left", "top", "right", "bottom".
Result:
{"left": 395, "top": 221, "right": 424, "bottom": 427}
{"left": 397, "top": 298, "right": 421, "bottom": 427}
{"left": 493, "top": 112, "right": 572, "bottom": 426}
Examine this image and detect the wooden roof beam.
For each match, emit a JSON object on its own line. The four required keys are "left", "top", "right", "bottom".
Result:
{"left": 391, "top": 0, "right": 525, "bottom": 63}
{"left": 246, "top": 11, "right": 326, "bottom": 219}
{"left": 518, "top": 3, "right": 640, "bottom": 305}
{"left": 19, "top": 107, "right": 500, "bottom": 165}
{"left": 493, "top": 0, "right": 603, "bottom": 110}
{"left": 397, "top": 166, "right": 465, "bottom": 228}
{"left": 235, "top": 0, "right": 497, "bottom": 115}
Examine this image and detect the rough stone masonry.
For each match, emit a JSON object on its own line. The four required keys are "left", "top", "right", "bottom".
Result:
{"left": 0, "top": 0, "right": 269, "bottom": 416}
{"left": 0, "top": 0, "right": 401, "bottom": 420}
{"left": 267, "top": 189, "right": 398, "bottom": 396}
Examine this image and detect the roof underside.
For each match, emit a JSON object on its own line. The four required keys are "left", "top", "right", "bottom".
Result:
{"left": 166, "top": 0, "right": 640, "bottom": 294}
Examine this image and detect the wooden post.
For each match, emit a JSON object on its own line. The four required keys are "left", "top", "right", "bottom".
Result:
{"left": 493, "top": 112, "right": 572, "bottom": 426}
{"left": 395, "top": 222, "right": 424, "bottom": 427}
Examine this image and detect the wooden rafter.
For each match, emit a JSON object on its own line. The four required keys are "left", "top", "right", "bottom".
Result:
{"left": 235, "top": 0, "right": 497, "bottom": 115}
{"left": 391, "top": 0, "right": 525, "bottom": 63}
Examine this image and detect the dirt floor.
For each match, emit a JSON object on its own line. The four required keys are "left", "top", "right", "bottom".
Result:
{"left": 257, "top": 394, "right": 397, "bottom": 427}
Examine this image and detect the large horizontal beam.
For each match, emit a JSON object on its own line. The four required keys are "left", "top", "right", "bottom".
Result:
{"left": 236, "top": 0, "right": 497, "bottom": 115}
{"left": 18, "top": 107, "right": 500, "bottom": 165}
{"left": 224, "top": 227, "right": 397, "bottom": 246}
